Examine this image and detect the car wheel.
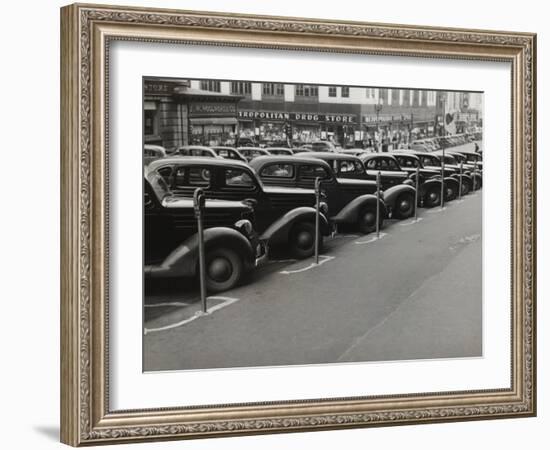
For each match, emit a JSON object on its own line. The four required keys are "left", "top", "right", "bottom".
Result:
{"left": 289, "top": 222, "right": 321, "bottom": 259}
{"left": 460, "top": 178, "right": 471, "bottom": 196}
{"left": 358, "top": 206, "right": 380, "bottom": 234}
{"left": 393, "top": 192, "right": 415, "bottom": 220}
{"left": 445, "top": 183, "right": 458, "bottom": 201}
{"left": 203, "top": 247, "right": 243, "bottom": 293}
{"left": 424, "top": 186, "right": 441, "bottom": 208}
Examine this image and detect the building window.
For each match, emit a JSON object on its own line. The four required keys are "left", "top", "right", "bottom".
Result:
{"left": 200, "top": 80, "right": 221, "bottom": 92}
{"left": 427, "top": 91, "right": 436, "bottom": 106}
{"left": 295, "top": 84, "right": 318, "bottom": 97}
{"left": 263, "top": 83, "right": 284, "bottom": 96}
{"left": 328, "top": 86, "right": 337, "bottom": 97}
{"left": 144, "top": 104, "right": 157, "bottom": 136}
{"left": 366, "top": 88, "right": 376, "bottom": 99}
{"left": 231, "top": 81, "right": 251, "bottom": 95}
{"left": 341, "top": 86, "right": 350, "bottom": 98}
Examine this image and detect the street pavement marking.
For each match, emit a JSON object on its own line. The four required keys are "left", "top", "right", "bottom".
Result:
{"left": 354, "top": 232, "right": 387, "bottom": 245}
{"left": 144, "top": 301, "right": 191, "bottom": 308}
{"left": 398, "top": 217, "right": 423, "bottom": 227}
{"left": 279, "top": 255, "right": 335, "bottom": 275}
{"left": 266, "top": 258, "right": 297, "bottom": 265}
{"left": 426, "top": 207, "right": 448, "bottom": 214}
{"left": 144, "top": 296, "right": 239, "bottom": 334}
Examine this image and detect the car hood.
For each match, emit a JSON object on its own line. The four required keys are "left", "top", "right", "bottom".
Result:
{"left": 162, "top": 196, "right": 251, "bottom": 211}
{"left": 337, "top": 178, "right": 377, "bottom": 188}
{"left": 263, "top": 186, "right": 316, "bottom": 195}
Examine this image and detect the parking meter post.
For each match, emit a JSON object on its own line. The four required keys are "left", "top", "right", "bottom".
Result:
{"left": 414, "top": 166, "right": 419, "bottom": 221}
{"left": 193, "top": 188, "right": 207, "bottom": 314}
{"left": 376, "top": 171, "right": 381, "bottom": 239}
{"left": 458, "top": 161, "right": 463, "bottom": 199}
{"left": 440, "top": 149, "right": 445, "bottom": 209}
{"left": 314, "top": 177, "right": 321, "bottom": 265}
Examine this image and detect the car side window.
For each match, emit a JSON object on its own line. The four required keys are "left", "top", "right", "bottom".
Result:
{"left": 173, "top": 166, "right": 211, "bottom": 189}
{"left": 157, "top": 166, "right": 173, "bottom": 184}
{"left": 260, "top": 163, "right": 294, "bottom": 178}
{"left": 339, "top": 160, "right": 363, "bottom": 174}
{"left": 365, "top": 159, "right": 378, "bottom": 169}
{"left": 224, "top": 168, "right": 256, "bottom": 189}
{"left": 298, "top": 164, "right": 330, "bottom": 180}
{"left": 384, "top": 158, "right": 399, "bottom": 170}
{"left": 397, "top": 156, "right": 417, "bottom": 168}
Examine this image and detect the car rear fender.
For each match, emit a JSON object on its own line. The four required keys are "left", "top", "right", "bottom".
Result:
{"left": 260, "top": 206, "right": 330, "bottom": 246}
{"left": 444, "top": 176, "right": 460, "bottom": 190}
{"left": 145, "top": 227, "right": 255, "bottom": 278}
{"left": 332, "top": 194, "right": 387, "bottom": 224}
{"left": 382, "top": 184, "right": 416, "bottom": 210}
{"left": 419, "top": 178, "right": 443, "bottom": 196}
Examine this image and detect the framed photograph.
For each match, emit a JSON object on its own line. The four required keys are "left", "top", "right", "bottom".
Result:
{"left": 60, "top": 3, "right": 537, "bottom": 446}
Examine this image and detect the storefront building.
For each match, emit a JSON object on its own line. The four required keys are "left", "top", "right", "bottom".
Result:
{"left": 144, "top": 78, "right": 242, "bottom": 150}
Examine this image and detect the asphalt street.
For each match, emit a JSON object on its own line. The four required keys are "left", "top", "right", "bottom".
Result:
{"left": 144, "top": 188, "right": 482, "bottom": 372}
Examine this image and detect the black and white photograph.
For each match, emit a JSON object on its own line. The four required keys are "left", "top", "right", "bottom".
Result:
{"left": 142, "top": 77, "right": 483, "bottom": 372}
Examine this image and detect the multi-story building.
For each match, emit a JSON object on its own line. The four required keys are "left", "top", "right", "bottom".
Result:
{"left": 144, "top": 78, "right": 482, "bottom": 149}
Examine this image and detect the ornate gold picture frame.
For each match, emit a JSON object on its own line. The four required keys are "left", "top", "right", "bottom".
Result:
{"left": 60, "top": 3, "right": 536, "bottom": 446}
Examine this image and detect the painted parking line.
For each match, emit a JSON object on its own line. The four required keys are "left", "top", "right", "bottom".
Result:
{"left": 279, "top": 255, "right": 335, "bottom": 275}
{"left": 144, "top": 296, "right": 239, "bottom": 334}
{"left": 398, "top": 217, "right": 424, "bottom": 227}
{"left": 426, "top": 207, "right": 448, "bottom": 214}
{"left": 354, "top": 232, "right": 387, "bottom": 245}
{"left": 144, "top": 301, "right": 191, "bottom": 308}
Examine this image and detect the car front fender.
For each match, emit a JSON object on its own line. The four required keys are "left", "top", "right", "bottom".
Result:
{"left": 145, "top": 227, "right": 255, "bottom": 279}
{"left": 331, "top": 194, "right": 387, "bottom": 224}
{"left": 260, "top": 206, "right": 330, "bottom": 246}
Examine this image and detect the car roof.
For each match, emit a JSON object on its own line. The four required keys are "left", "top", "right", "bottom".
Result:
{"left": 389, "top": 152, "right": 420, "bottom": 159}
{"left": 249, "top": 155, "right": 332, "bottom": 170}
{"left": 147, "top": 156, "right": 251, "bottom": 171}
{"left": 304, "top": 152, "right": 362, "bottom": 162}
{"left": 237, "top": 147, "right": 268, "bottom": 152}
{"left": 178, "top": 145, "right": 215, "bottom": 151}
{"left": 360, "top": 153, "right": 399, "bottom": 161}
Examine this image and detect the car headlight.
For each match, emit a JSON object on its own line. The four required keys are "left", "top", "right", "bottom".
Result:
{"left": 319, "top": 201, "right": 329, "bottom": 215}
{"left": 234, "top": 219, "right": 254, "bottom": 237}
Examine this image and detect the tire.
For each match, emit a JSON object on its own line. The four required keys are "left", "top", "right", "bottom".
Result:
{"left": 203, "top": 247, "right": 243, "bottom": 293}
{"left": 424, "top": 186, "right": 441, "bottom": 208}
{"left": 289, "top": 222, "right": 322, "bottom": 259}
{"left": 460, "top": 178, "right": 471, "bottom": 196}
{"left": 393, "top": 192, "right": 415, "bottom": 220}
{"left": 358, "top": 206, "right": 381, "bottom": 234}
{"left": 444, "top": 183, "right": 458, "bottom": 201}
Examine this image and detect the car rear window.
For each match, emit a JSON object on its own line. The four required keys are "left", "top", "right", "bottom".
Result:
{"left": 260, "top": 163, "right": 294, "bottom": 178}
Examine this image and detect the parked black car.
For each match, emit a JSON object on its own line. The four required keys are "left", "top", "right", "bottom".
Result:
{"left": 250, "top": 155, "right": 416, "bottom": 233}
{"left": 391, "top": 151, "right": 473, "bottom": 197}
{"left": 144, "top": 168, "right": 263, "bottom": 292}
{"left": 148, "top": 157, "right": 330, "bottom": 259}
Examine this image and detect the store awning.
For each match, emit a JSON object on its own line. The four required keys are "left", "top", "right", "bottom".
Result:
{"left": 189, "top": 117, "right": 238, "bottom": 126}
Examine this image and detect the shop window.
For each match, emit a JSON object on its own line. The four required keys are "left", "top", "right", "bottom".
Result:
{"left": 328, "top": 86, "right": 337, "bottom": 97}
{"left": 144, "top": 109, "right": 157, "bottom": 135}
{"left": 366, "top": 88, "right": 376, "bottom": 99}
{"left": 341, "top": 87, "right": 350, "bottom": 98}
{"left": 200, "top": 80, "right": 221, "bottom": 92}
{"left": 260, "top": 164, "right": 294, "bottom": 178}
{"left": 231, "top": 81, "right": 251, "bottom": 95}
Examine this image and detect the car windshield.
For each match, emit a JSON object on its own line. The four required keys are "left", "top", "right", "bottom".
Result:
{"left": 146, "top": 170, "right": 171, "bottom": 201}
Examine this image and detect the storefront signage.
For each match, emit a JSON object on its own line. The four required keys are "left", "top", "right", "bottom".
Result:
{"left": 238, "top": 110, "right": 357, "bottom": 123}
{"left": 190, "top": 102, "right": 237, "bottom": 116}
{"left": 144, "top": 80, "right": 188, "bottom": 96}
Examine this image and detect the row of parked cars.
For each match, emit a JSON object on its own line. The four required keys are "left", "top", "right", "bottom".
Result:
{"left": 144, "top": 141, "right": 483, "bottom": 293}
